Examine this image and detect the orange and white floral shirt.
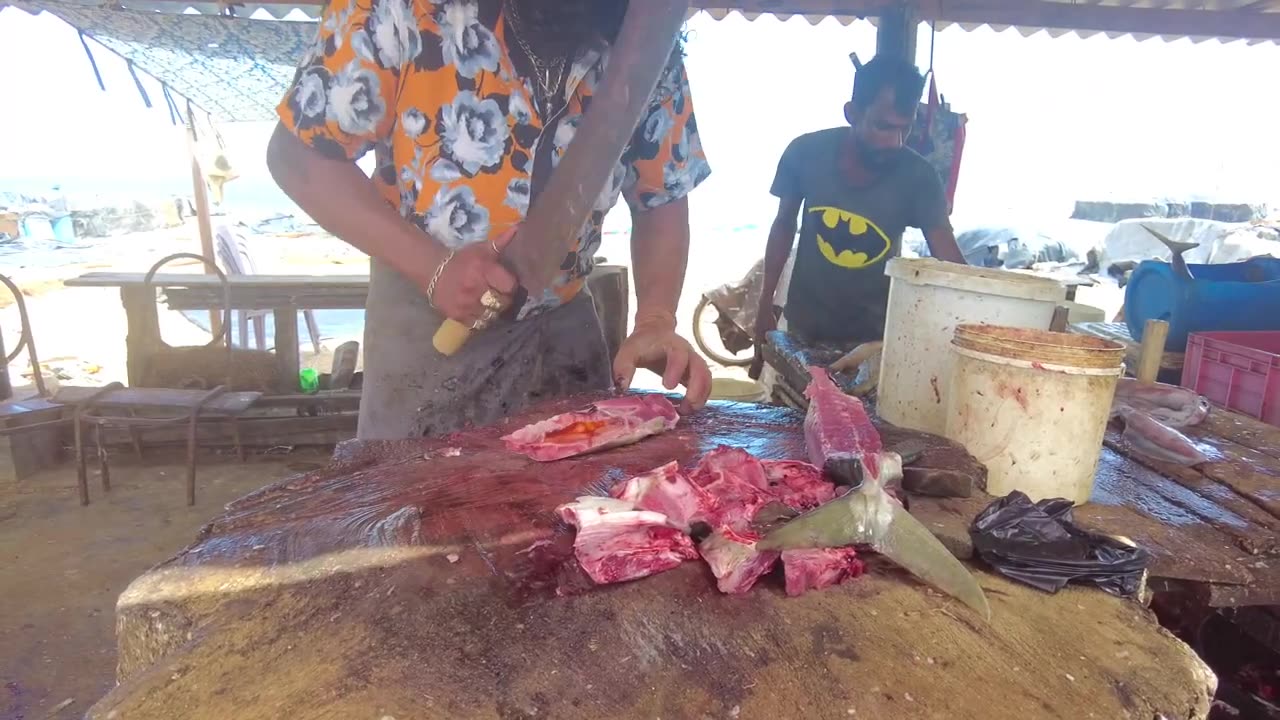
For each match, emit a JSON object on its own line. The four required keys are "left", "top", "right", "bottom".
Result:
{"left": 277, "top": 0, "right": 711, "bottom": 318}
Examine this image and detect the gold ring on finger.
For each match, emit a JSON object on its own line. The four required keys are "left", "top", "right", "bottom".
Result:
{"left": 471, "top": 308, "right": 498, "bottom": 331}
{"left": 480, "top": 289, "right": 505, "bottom": 312}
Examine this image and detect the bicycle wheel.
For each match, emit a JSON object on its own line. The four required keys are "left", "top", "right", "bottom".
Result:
{"left": 692, "top": 296, "right": 754, "bottom": 368}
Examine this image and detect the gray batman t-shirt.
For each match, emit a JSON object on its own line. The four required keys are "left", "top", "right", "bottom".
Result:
{"left": 770, "top": 127, "right": 948, "bottom": 345}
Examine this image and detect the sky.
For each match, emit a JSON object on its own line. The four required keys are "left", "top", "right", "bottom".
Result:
{"left": 1, "top": 6, "right": 1278, "bottom": 237}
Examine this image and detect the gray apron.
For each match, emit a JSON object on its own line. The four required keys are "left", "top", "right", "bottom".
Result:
{"left": 358, "top": 258, "right": 614, "bottom": 440}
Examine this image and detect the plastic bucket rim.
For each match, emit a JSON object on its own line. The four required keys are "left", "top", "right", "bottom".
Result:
{"left": 952, "top": 323, "right": 1126, "bottom": 371}
{"left": 885, "top": 257, "right": 1068, "bottom": 303}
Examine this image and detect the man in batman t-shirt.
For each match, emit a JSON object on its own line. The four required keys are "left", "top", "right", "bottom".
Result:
{"left": 752, "top": 55, "right": 966, "bottom": 376}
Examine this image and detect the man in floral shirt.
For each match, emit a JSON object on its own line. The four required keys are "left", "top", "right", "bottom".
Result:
{"left": 268, "top": 0, "right": 712, "bottom": 439}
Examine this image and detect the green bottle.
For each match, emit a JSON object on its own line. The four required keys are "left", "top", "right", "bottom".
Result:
{"left": 299, "top": 368, "right": 319, "bottom": 394}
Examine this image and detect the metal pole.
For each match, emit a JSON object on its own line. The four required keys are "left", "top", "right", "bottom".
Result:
{"left": 875, "top": 3, "right": 919, "bottom": 63}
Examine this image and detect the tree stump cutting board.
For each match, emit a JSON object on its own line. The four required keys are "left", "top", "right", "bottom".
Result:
{"left": 91, "top": 395, "right": 1214, "bottom": 720}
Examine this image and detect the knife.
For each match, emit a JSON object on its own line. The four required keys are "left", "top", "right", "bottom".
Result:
{"left": 432, "top": 0, "right": 692, "bottom": 356}
{"left": 756, "top": 459, "right": 992, "bottom": 621}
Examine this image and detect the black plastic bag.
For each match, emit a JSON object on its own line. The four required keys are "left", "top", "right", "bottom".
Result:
{"left": 970, "top": 491, "right": 1152, "bottom": 597}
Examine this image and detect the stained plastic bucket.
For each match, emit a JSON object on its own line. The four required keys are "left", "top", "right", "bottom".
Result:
{"left": 944, "top": 324, "right": 1125, "bottom": 505}
{"left": 878, "top": 258, "right": 1067, "bottom": 435}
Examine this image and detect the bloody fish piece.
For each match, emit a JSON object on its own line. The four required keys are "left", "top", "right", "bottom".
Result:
{"left": 503, "top": 395, "right": 679, "bottom": 462}
{"left": 687, "top": 446, "right": 774, "bottom": 532}
{"left": 782, "top": 548, "right": 865, "bottom": 597}
{"left": 689, "top": 446, "right": 770, "bottom": 490}
{"left": 565, "top": 507, "right": 697, "bottom": 585}
{"left": 610, "top": 462, "right": 715, "bottom": 531}
{"left": 698, "top": 527, "right": 779, "bottom": 595}
{"left": 803, "top": 367, "right": 884, "bottom": 484}
{"left": 761, "top": 460, "right": 837, "bottom": 511}
{"left": 556, "top": 496, "right": 634, "bottom": 526}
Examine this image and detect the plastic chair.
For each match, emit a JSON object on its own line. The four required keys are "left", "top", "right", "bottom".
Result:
{"left": 214, "top": 225, "right": 322, "bottom": 354}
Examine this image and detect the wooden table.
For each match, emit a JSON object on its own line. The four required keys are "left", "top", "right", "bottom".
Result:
{"left": 66, "top": 273, "right": 369, "bottom": 392}
{"left": 66, "top": 267, "right": 630, "bottom": 393}
{"left": 90, "top": 395, "right": 1213, "bottom": 720}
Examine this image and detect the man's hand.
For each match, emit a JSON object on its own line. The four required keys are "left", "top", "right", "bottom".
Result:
{"left": 613, "top": 316, "right": 713, "bottom": 413}
{"left": 748, "top": 303, "right": 777, "bottom": 380}
{"left": 830, "top": 340, "right": 883, "bottom": 397}
{"left": 426, "top": 227, "right": 519, "bottom": 325}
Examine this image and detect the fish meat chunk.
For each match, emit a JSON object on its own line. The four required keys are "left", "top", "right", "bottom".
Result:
{"left": 698, "top": 528, "right": 779, "bottom": 594}
{"left": 569, "top": 508, "right": 698, "bottom": 585}
{"left": 762, "top": 460, "right": 837, "bottom": 511}
{"left": 503, "top": 395, "right": 680, "bottom": 462}
{"left": 781, "top": 548, "right": 865, "bottom": 598}
{"left": 1116, "top": 406, "right": 1209, "bottom": 466}
{"left": 690, "top": 447, "right": 773, "bottom": 532}
{"left": 689, "top": 446, "right": 770, "bottom": 490}
{"left": 803, "top": 366, "right": 885, "bottom": 483}
{"left": 610, "top": 462, "right": 714, "bottom": 531}
{"left": 556, "top": 496, "right": 635, "bottom": 526}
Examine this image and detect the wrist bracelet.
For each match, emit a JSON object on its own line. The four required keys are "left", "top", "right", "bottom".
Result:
{"left": 426, "top": 250, "right": 457, "bottom": 309}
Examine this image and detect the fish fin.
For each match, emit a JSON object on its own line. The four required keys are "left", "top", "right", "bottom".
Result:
{"left": 872, "top": 500, "right": 992, "bottom": 620}
{"left": 756, "top": 491, "right": 877, "bottom": 551}
{"left": 1141, "top": 224, "right": 1199, "bottom": 255}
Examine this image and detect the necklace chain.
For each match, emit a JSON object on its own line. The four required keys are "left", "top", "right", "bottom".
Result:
{"left": 504, "top": 0, "right": 568, "bottom": 120}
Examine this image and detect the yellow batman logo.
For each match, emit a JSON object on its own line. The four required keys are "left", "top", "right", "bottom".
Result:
{"left": 809, "top": 206, "right": 892, "bottom": 269}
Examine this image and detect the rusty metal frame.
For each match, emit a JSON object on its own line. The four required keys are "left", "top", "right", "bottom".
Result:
{"left": 73, "top": 384, "right": 236, "bottom": 506}
{"left": 0, "top": 272, "right": 48, "bottom": 397}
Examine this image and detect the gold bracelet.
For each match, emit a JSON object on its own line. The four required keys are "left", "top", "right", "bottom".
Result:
{"left": 425, "top": 250, "right": 456, "bottom": 309}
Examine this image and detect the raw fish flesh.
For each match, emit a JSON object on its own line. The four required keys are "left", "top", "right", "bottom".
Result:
{"left": 782, "top": 548, "right": 865, "bottom": 597}
{"left": 556, "top": 496, "right": 634, "bottom": 526}
{"left": 689, "top": 447, "right": 773, "bottom": 532}
{"left": 803, "top": 367, "right": 885, "bottom": 484}
{"left": 610, "top": 462, "right": 714, "bottom": 531}
{"left": 698, "top": 528, "right": 779, "bottom": 594}
{"left": 503, "top": 395, "right": 679, "bottom": 462}
{"left": 689, "top": 446, "right": 770, "bottom": 490}
{"left": 560, "top": 504, "right": 697, "bottom": 585}
{"left": 761, "top": 460, "right": 837, "bottom": 511}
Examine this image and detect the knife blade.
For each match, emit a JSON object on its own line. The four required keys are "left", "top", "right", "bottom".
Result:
{"left": 432, "top": 0, "right": 692, "bottom": 356}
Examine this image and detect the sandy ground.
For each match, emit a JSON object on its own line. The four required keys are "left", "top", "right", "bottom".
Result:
{"left": 0, "top": 450, "right": 332, "bottom": 720}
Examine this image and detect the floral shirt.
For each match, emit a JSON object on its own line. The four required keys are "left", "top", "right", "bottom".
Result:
{"left": 277, "top": 0, "right": 712, "bottom": 318}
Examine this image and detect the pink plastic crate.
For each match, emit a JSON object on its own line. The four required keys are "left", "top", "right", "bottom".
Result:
{"left": 1181, "top": 331, "right": 1280, "bottom": 427}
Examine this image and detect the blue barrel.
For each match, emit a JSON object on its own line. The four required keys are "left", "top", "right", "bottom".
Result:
{"left": 1124, "top": 256, "right": 1280, "bottom": 349}
{"left": 51, "top": 215, "right": 75, "bottom": 242}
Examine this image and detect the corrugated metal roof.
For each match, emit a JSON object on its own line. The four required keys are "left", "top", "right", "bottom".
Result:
{"left": 8, "top": 0, "right": 1279, "bottom": 44}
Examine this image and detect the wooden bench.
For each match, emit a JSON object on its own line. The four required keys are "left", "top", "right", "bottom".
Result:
{"left": 54, "top": 384, "right": 262, "bottom": 506}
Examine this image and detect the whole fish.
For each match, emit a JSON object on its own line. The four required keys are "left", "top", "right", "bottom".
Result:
{"left": 1115, "top": 406, "right": 1208, "bottom": 466}
{"left": 1114, "top": 378, "right": 1210, "bottom": 428}
{"left": 757, "top": 367, "right": 992, "bottom": 620}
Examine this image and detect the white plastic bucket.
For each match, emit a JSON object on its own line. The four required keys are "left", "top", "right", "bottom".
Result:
{"left": 944, "top": 325, "right": 1125, "bottom": 505}
{"left": 877, "top": 258, "right": 1067, "bottom": 435}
